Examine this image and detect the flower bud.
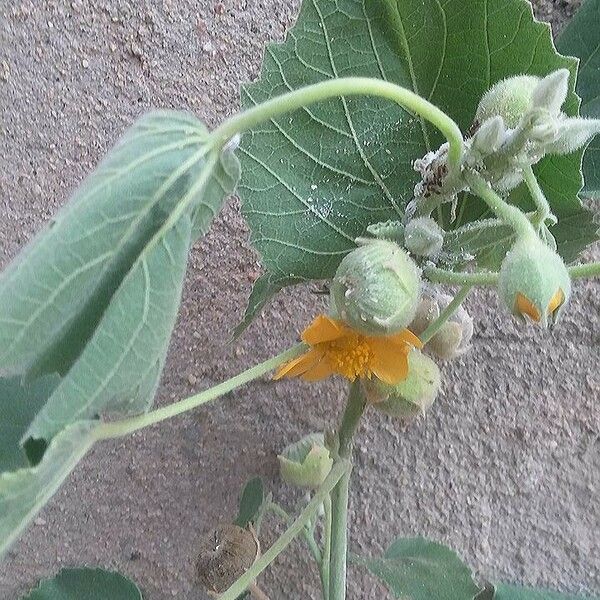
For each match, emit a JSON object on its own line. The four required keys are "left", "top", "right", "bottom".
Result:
{"left": 196, "top": 524, "right": 259, "bottom": 594}
{"left": 278, "top": 433, "right": 333, "bottom": 490}
{"left": 498, "top": 236, "right": 571, "bottom": 326}
{"left": 365, "top": 349, "right": 441, "bottom": 419}
{"left": 531, "top": 69, "right": 569, "bottom": 116}
{"left": 404, "top": 217, "right": 444, "bottom": 257}
{"left": 330, "top": 239, "right": 421, "bottom": 336}
{"left": 471, "top": 116, "right": 506, "bottom": 156}
{"left": 475, "top": 75, "right": 539, "bottom": 128}
{"left": 544, "top": 118, "right": 600, "bottom": 155}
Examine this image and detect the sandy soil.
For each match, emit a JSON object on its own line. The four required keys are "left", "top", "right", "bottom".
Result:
{"left": 0, "top": 0, "right": 598, "bottom": 598}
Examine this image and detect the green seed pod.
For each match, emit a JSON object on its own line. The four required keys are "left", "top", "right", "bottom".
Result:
{"left": 365, "top": 349, "right": 441, "bottom": 419}
{"left": 498, "top": 235, "right": 571, "bottom": 326}
{"left": 196, "top": 524, "right": 259, "bottom": 595}
{"left": 330, "top": 239, "right": 421, "bottom": 336}
{"left": 475, "top": 75, "right": 539, "bottom": 128}
{"left": 404, "top": 217, "right": 444, "bottom": 257}
{"left": 278, "top": 433, "right": 333, "bottom": 490}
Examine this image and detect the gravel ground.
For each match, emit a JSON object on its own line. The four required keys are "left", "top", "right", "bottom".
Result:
{"left": 0, "top": 0, "right": 598, "bottom": 599}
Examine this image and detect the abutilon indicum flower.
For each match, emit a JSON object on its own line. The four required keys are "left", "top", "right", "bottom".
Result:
{"left": 498, "top": 235, "right": 571, "bottom": 326}
{"left": 274, "top": 315, "right": 422, "bottom": 384}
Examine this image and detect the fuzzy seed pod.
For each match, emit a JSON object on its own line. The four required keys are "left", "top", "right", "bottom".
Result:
{"left": 278, "top": 432, "right": 333, "bottom": 489}
{"left": 365, "top": 349, "right": 441, "bottom": 419}
{"left": 498, "top": 235, "right": 571, "bottom": 326}
{"left": 330, "top": 239, "right": 421, "bottom": 336}
{"left": 196, "top": 524, "right": 259, "bottom": 595}
{"left": 404, "top": 217, "right": 444, "bottom": 257}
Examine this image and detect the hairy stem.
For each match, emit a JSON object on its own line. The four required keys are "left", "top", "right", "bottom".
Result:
{"left": 569, "top": 262, "right": 600, "bottom": 279}
{"left": 419, "top": 285, "right": 472, "bottom": 345}
{"left": 424, "top": 266, "right": 499, "bottom": 286}
{"left": 94, "top": 343, "right": 306, "bottom": 440}
{"left": 523, "top": 165, "right": 555, "bottom": 229}
{"left": 465, "top": 170, "right": 536, "bottom": 240}
{"left": 210, "top": 77, "right": 464, "bottom": 171}
{"left": 329, "top": 381, "right": 367, "bottom": 600}
{"left": 219, "top": 461, "right": 350, "bottom": 600}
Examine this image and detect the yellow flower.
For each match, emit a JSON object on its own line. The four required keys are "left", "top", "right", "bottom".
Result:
{"left": 274, "top": 315, "right": 423, "bottom": 384}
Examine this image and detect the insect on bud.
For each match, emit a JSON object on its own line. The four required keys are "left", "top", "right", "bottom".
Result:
{"left": 475, "top": 75, "right": 539, "bottom": 128}
{"left": 498, "top": 235, "right": 571, "bottom": 326}
{"left": 196, "top": 524, "right": 259, "bottom": 595}
{"left": 365, "top": 349, "right": 441, "bottom": 419}
{"left": 330, "top": 239, "right": 422, "bottom": 336}
{"left": 278, "top": 433, "right": 333, "bottom": 489}
{"left": 404, "top": 217, "right": 444, "bottom": 257}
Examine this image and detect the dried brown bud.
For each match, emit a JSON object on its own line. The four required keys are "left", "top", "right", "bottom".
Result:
{"left": 196, "top": 524, "right": 259, "bottom": 595}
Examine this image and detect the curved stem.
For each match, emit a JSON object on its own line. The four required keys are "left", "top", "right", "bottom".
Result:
{"left": 94, "top": 343, "right": 306, "bottom": 440}
{"left": 465, "top": 170, "right": 536, "bottom": 240}
{"left": 419, "top": 285, "right": 472, "bottom": 345}
{"left": 210, "top": 77, "right": 464, "bottom": 171}
{"left": 219, "top": 460, "right": 350, "bottom": 600}
{"left": 523, "top": 165, "right": 555, "bottom": 229}
{"left": 424, "top": 266, "right": 499, "bottom": 286}
{"left": 569, "top": 262, "right": 600, "bottom": 279}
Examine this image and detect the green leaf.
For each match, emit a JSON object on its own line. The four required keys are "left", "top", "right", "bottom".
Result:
{"left": 491, "top": 583, "right": 599, "bottom": 600}
{"left": 23, "top": 567, "right": 142, "bottom": 600}
{"left": 234, "top": 477, "right": 265, "bottom": 528}
{"left": 238, "top": 0, "right": 594, "bottom": 321}
{"left": 0, "top": 421, "right": 98, "bottom": 559}
{"left": 0, "top": 375, "right": 60, "bottom": 471}
{"left": 356, "top": 536, "right": 480, "bottom": 600}
{"left": 557, "top": 0, "right": 600, "bottom": 197}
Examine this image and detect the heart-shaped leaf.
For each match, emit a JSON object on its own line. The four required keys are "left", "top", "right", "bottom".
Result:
{"left": 238, "top": 0, "right": 596, "bottom": 327}
{"left": 557, "top": 0, "right": 600, "bottom": 198}
{"left": 22, "top": 567, "right": 142, "bottom": 600}
{"left": 354, "top": 536, "right": 480, "bottom": 600}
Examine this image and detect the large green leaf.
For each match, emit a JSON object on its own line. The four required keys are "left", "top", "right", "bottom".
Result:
{"left": 238, "top": 0, "right": 595, "bottom": 325}
{"left": 558, "top": 0, "right": 600, "bottom": 198}
{"left": 491, "top": 583, "right": 599, "bottom": 600}
{"left": 0, "top": 111, "right": 239, "bottom": 557}
{"left": 0, "top": 421, "right": 97, "bottom": 558}
{"left": 356, "top": 536, "right": 480, "bottom": 600}
{"left": 0, "top": 375, "right": 60, "bottom": 471}
{"left": 23, "top": 567, "right": 142, "bottom": 600}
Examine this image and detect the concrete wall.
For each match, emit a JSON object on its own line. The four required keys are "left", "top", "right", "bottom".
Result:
{"left": 0, "top": 0, "right": 598, "bottom": 598}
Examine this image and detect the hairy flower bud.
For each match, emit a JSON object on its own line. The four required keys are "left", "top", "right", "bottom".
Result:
{"left": 278, "top": 433, "right": 333, "bottom": 489}
{"left": 531, "top": 69, "right": 569, "bottom": 116}
{"left": 196, "top": 524, "right": 259, "bottom": 595}
{"left": 365, "top": 349, "right": 441, "bottom": 419}
{"left": 475, "top": 75, "right": 539, "bottom": 128}
{"left": 498, "top": 236, "right": 571, "bottom": 326}
{"left": 404, "top": 217, "right": 444, "bottom": 257}
{"left": 330, "top": 239, "right": 421, "bottom": 336}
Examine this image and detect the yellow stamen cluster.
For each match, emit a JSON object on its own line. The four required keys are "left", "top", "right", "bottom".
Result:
{"left": 326, "top": 335, "right": 375, "bottom": 381}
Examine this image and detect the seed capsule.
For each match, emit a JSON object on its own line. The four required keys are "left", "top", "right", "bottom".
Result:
{"left": 365, "top": 349, "right": 441, "bottom": 419}
{"left": 278, "top": 432, "right": 333, "bottom": 489}
{"left": 498, "top": 235, "right": 571, "bottom": 326}
{"left": 330, "top": 239, "right": 421, "bottom": 336}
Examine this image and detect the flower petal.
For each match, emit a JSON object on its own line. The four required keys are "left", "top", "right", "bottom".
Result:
{"left": 386, "top": 328, "right": 424, "bottom": 349}
{"left": 301, "top": 355, "right": 336, "bottom": 381}
{"left": 301, "top": 315, "right": 346, "bottom": 345}
{"left": 274, "top": 349, "right": 322, "bottom": 380}
{"left": 369, "top": 338, "right": 409, "bottom": 384}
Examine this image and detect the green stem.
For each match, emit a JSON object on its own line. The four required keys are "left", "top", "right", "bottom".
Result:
{"left": 329, "top": 381, "right": 367, "bottom": 600}
{"left": 465, "top": 170, "right": 536, "bottom": 240}
{"left": 419, "top": 285, "right": 472, "bottom": 345}
{"left": 210, "top": 77, "right": 464, "bottom": 171}
{"left": 94, "top": 343, "right": 306, "bottom": 440}
{"left": 569, "top": 262, "right": 600, "bottom": 279}
{"left": 219, "top": 460, "right": 350, "bottom": 600}
{"left": 322, "top": 495, "right": 333, "bottom": 600}
{"left": 523, "top": 165, "right": 555, "bottom": 229}
{"left": 424, "top": 266, "right": 499, "bottom": 286}
{"left": 264, "top": 503, "right": 322, "bottom": 564}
